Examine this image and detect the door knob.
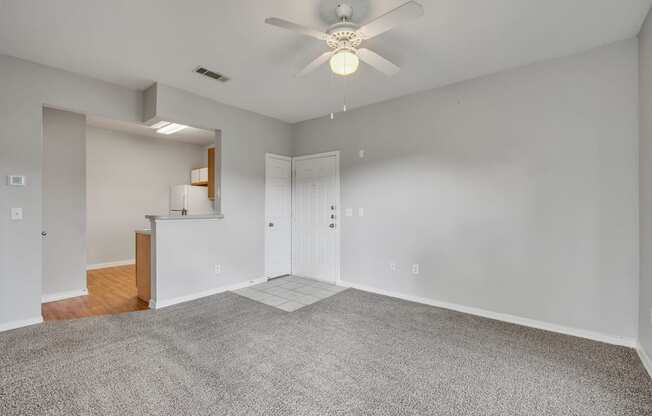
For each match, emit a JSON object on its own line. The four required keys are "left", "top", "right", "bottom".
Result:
{"left": 268, "top": 222, "right": 274, "bottom": 227}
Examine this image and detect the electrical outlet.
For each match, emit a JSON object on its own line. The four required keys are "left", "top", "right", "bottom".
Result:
{"left": 215, "top": 264, "right": 222, "bottom": 275}
{"left": 11, "top": 208, "right": 23, "bottom": 220}
{"left": 412, "top": 264, "right": 420, "bottom": 275}
{"left": 389, "top": 262, "right": 397, "bottom": 272}
{"left": 359, "top": 149, "right": 365, "bottom": 159}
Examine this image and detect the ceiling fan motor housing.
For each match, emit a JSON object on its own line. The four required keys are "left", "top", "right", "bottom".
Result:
{"left": 327, "top": 4, "right": 361, "bottom": 49}
{"left": 327, "top": 22, "right": 361, "bottom": 49}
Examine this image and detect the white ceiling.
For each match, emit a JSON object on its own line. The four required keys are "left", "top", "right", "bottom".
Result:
{"left": 87, "top": 116, "right": 216, "bottom": 146}
{"left": 1, "top": 0, "right": 650, "bottom": 123}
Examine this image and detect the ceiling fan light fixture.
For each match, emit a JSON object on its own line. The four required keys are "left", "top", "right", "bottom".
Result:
{"left": 330, "top": 48, "right": 359, "bottom": 76}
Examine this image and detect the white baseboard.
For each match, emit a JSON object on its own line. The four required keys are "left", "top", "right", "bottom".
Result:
{"left": 87, "top": 259, "right": 135, "bottom": 270}
{"left": 0, "top": 316, "right": 43, "bottom": 333}
{"left": 637, "top": 343, "right": 652, "bottom": 379}
{"left": 150, "top": 277, "right": 267, "bottom": 310}
{"left": 293, "top": 274, "right": 336, "bottom": 285}
{"left": 41, "top": 288, "right": 88, "bottom": 303}
{"left": 340, "top": 281, "right": 636, "bottom": 348}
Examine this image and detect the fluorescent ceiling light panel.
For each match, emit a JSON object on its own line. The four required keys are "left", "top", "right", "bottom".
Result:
{"left": 157, "top": 123, "right": 188, "bottom": 135}
{"left": 150, "top": 121, "right": 171, "bottom": 129}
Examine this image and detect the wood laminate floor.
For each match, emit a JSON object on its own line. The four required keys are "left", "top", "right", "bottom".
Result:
{"left": 42, "top": 265, "right": 149, "bottom": 321}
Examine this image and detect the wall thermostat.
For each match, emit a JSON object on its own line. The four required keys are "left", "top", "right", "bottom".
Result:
{"left": 7, "top": 175, "right": 26, "bottom": 186}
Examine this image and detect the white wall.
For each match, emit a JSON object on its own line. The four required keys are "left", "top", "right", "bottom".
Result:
{"left": 639, "top": 8, "right": 652, "bottom": 360}
{"left": 42, "top": 108, "right": 87, "bottom": 300}
{"left": 0, "top": 55, "right": 291, "bottom": 331}
{"left": 86, "top": 127, "right": 206, "bottom": 266}
{"left": 293, "top": 39, "right": 640, "bottom": 341}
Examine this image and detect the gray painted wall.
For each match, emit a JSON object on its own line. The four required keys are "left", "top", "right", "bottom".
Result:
{"left": 86, "top": 127, "right": 205, "bottom": 266}
{"left": 0, "top": 54, "right": 142, "bottom": 329}
{"left": 293, "top": 39, "right": 640, "bottom": 340}
{"left": 640, "top": 9, "right": 652, "bottom": 359}
{"left": 147, "top": 85, "right": 293, "bottom": 298}
{"left": 42, "top": 108, "right": 87, "bottom": 299}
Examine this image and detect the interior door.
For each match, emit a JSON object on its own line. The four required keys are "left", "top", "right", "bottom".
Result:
{"left": 265, "top": 154, "right": 292, "bottom": 278}
{"left": 292, "top": 152, "right": 340, "bottom": 283}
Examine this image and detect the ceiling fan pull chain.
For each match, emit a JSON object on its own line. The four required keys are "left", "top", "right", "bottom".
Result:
{"left": 330, "top": 68, "right": 335, "bottom": 120}
{"left": 343, "top": 73, "right": 348, "bottom": 112}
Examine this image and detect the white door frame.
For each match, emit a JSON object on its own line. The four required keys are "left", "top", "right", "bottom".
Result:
{"left": 264, "top": 153, "right": 292, "bottom": 279}
{"left": 291, "top": 151, "right": 341, "bottom": 285}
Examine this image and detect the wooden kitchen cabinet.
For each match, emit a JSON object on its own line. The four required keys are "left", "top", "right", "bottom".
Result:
{"left": 190, "top": 148, "right": 215, "bottom": 200}
{"left": 208, "top": 147, "right": 215, "bottom": 200}
{"left": 191, "top": 167, "right": 209, "bottom": 186}
{"left": 135, "top": 231, "right": 151, "bottom": 303}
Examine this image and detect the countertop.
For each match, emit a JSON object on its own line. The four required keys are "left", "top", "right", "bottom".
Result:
{"left": 145, "top": 213, "right": 224, "bottom": 221}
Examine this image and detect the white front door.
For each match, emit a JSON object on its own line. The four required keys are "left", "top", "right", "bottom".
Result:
{"left": 265, "top": 154, "right": 292, "bottom": 278}
{"left": 292, "top": 152, "right": 340, "bottom": 283}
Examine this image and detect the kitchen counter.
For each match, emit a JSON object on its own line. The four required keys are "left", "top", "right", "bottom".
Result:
{"left": 143, "top": 213, "right": 225, "bottom": 309}
{"left": 145, "top": 214, "right": 224, "bottom": 221}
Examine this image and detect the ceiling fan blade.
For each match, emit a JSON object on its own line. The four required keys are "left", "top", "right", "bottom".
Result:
{"left": 297, "top": 51, "right": 333, "bottom": 77}
{"left": 265, "top": 17, "right": 328, "bottom": 41}
{"left": 357, "top": 48, "right": 400, "bottom": 76}
{"left": 356, "top": 1, "right": 424, "bottom": 40}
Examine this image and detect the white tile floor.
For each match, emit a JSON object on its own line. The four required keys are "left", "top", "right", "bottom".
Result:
{"left": 233, "top": 276, "right": 347, "bottom": 312}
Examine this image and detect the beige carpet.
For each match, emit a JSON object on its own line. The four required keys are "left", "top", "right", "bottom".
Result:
{"left": 1, "top": 288, "right": 651, "bottom": 415}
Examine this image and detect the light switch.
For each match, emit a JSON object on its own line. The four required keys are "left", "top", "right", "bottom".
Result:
{"left": 358, "top": 208, "right": 364, "bottom": 217}
{"left": 11, "top": 208, "right": 23, "bottom": 220}
{"left": 359, "top": 149, "right": 365, "bottom": 159}
{"left": 345, "top": 208, "right": 353, "bottom": 217}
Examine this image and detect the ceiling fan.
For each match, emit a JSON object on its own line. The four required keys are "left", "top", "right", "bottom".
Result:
{"left": 265, "top": 1, "right": 424, "bottom": 77}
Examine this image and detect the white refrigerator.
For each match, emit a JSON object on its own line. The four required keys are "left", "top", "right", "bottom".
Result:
{"left": 169, "top": 185, "right": 213, "bottom": 216}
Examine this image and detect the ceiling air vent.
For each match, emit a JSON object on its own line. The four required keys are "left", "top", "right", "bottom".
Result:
{"left": 194, "top": 67, "right": 230, "bottom": 82}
